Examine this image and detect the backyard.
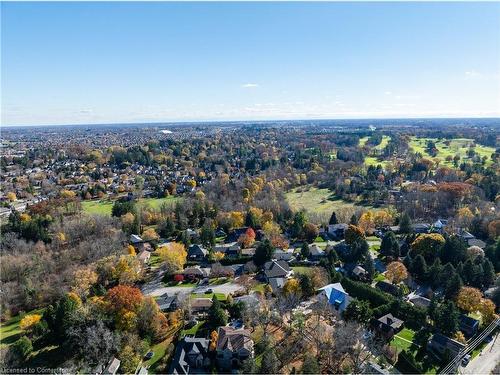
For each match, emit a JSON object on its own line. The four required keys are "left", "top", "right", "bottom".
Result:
{"left": 82, "top": 196, "right": 179, "bottom": 216}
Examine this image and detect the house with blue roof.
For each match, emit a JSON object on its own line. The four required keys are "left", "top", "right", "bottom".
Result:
{"left": 318, "top": 282, "right": 351, "bottom": 313}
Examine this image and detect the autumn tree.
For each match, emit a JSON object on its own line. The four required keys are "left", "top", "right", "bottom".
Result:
{"left": 410, "top": 233, "right": 445, "bottom": 262}
{"left": 19, "top": 314, "right": 42, "bottom": 332}
{"left": 105, "top": 285, "right": 143, "bottom": 315}
{"left": 385, "top": 262, "right": 408, "bottom": 284}
{"left": 142, "top": 228, "right": 159, "bottom": 242}
{"left": 72, "top": 267, "right": 98, "bottom": 298}
{"left": 157, "top": 242, "right": 187, "bottom": 274}
{"left": 282, "top": 278, "right": 301, "bottom": 297}
{"left": 456, "top": 287, "right": 482, "bottom": 313}
{"left": 478, "top": 299, "right": 496, "bottom": 324}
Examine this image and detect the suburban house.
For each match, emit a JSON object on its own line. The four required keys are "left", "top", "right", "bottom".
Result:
{"left": 188, "top": 244, "right": 208, "bottom": 260}
{"left": 269, "top": 277, "right": 286, "bottom": 293}
{"left": 130, "top": 234, "right": 143, "bottom": 244}
{"left": 408, "top": 295, "right": 431, "bottom": 309}
{"left": 214, "top": 242, "right": 241, "bottom": 258}
{"left": 216, "top": 326, "right": 254, "bottom": 370}
{"left": 428, "top": 333, "right": 466, "bottom": 359}
{"left": 263, "top": 260, "right": 293, "bottom": 282}
{"left": 169, "top": 337, "right": 210, "bottom": 374}
{"left": 411, "top": 223, "right": 430, "bottom": 234}
{"left": 432, "top": 219, "right": 448, "bottom": 233}
{"left": 102, "top": 357, "right": 120, "bottom": 375}
{"left": 191, "top": 298, "right": 213, "bottom": 315}
{"left": 327, "top": 223, "right": 348, "bottom": 240}
{"left": 157, "top": 293, "right": 178, "bottom": 312}
{"left": 318, "top": 283, "right": 351, "bottom": 312}
{"left": 240, "top": 247, "right": 256, "bottom": 257}
{"left": 183, "top": 266, "right": 210, "bottom": 280}
{"left": 352, "top": 265, "right": 368, "bottom": 280}
{"left": 273, "top": 248, "right": 295, "bottom": 262}
{"left": 309, "top": 244, "right": 325, "bottom": 260}
{"left": 374, "top": 313, "right": 404, "bottom": 339}
{"left": 459, "top": 315, "right": 480, "bottom": 337}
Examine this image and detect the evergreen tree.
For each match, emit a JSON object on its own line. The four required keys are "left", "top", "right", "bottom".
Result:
{"left": 207, "top": 296, "right": 227, "bottom": 329}
{"left": 301, "top": 354, "right": 320, "bottom": 374}
{"left": 444, "top": 273, "right": 463, "bottom": 300}
{"left": 380, "top": 231, "right": 400, "bottom": 258}
{"left": 158, "top": 216, "right": 176, "bottom": 238}
{"left": 329, "top": 211, "right": 338, "bottom": 225}
{"left": 482, "top": 259, "right": 495, "bottom": 288}
{"left": 411, "top": 255, "right": 428, "bottom": 282}
{"left": 260, "top": 348, "right": 279, "bottom": 374}
{"left": 350, "top": 214, "right": 358, "bottom": 225}
{"left": 200, "top": 223, "right": 215, "bottom": 247}
{"left": 363, "top": 255, "right": 375, "bottom": 280}
{"left": 427, "top": 258, "right": 442, "bottom": 288}
{"left": 300, "top": 242, "right": 310, "bottom": 260}
{"left": 440, "top": 235, "right": 467, "bottom": 266}
{"left": 253, "top": 240, "right": 275, "bottom": 267}
{"left": 434, "top": 301, "right": 459, "bottom": 335}
{"left": 399, "top": 213, "right": 412, "bottom": 234}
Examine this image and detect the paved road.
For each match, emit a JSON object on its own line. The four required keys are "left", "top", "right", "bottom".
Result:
{"left": 462, "top": 334, "right": 500, "bottom": 375}
{"left": 193, "top": 283, "right": 243, "bottom": 296}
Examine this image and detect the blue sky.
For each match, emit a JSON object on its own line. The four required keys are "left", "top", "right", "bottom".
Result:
{"left": 2, "top": 2, "right": 500, "bottom": 126}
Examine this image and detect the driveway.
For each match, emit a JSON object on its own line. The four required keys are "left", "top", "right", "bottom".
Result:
{"left": 194, "top": 282, "right": 244, "bottom": 296}
{"left": 462, "top": 334, "right": 500, "bottom": 374}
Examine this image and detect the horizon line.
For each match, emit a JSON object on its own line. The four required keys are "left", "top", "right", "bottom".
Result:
{"left": 2, "top": 115, "right": 500, "bottom": 129}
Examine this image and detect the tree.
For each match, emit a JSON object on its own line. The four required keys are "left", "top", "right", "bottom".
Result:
{"left": 253, "top": 240, "right": 274, "bottom": 267}
{"left": 118, "top": 345, "right": 141, "bottom": 374}
{"left": 386, "top": 262, "right": 408, "bottom": 284}
{"left": 200, "top": 224, "right": 215, "bottom": 247}
{"left": 343, "top": 299, "right": 373, "bottom": 324}
{"left": 6, "top": 192, "right": 17, "bottom": 202}
{"left": 445, "top": 273, "right": 463, "bottom": 300}
{"left": 399, "top": 213, "right": 412, "bottom": 234}
{"left": 238, "top": 228, "right": 256, "bottom": 248}
{"left": 299, "top": 273, "right": 315, "bottom": 298}
{"left": 157, "top": 242, "right": 187, "bottom": 274}
{"left": 142, "top": 228, "right": 159, "bottom": 242}
{"left": 282, "top": 278, "right": 301, "bottom": 297}
{"left": 363, "top": 255, "right": 375, "bottom": 280}
{"left": 300, "top": 242, "right": 310, "bottom": 259}
{"left": 411, "top": 255, "right": 428, "bottom": 282}
{"left": 207, "top": 296, "right": 227, "bottom": 328}
{"left": 456, "top": 287, "right": 482, "bottom": 313}
{"left": 434, "top": 301, "right": 459, "bottom": 335}
{"left": 259, "top": 347, "right": 279, "bottom": 374}
{"left": 11, "top": 336, "right": 32, "bottom": 362}
{"left": 301, "top": 354, "right": 320, "bottom": 374}
{"left": 411, "top": 233, "right": 445, "bottom": 262}
{"left": 303, "top": 223, "right": 319, "bottom": 243}
{"left": 482, "top": 259, "right": 495, "bottom": 288}
{"left": 19, "top": 314, "right": 42, "bottom": 332}
{"left": 478, "top": 299, "right": 496, "bottom": 324}
{"left": 329, "top": 211, "right": 338, "bottom": 225}
{"left": 380, "top": 231, "right": 399, "bottom": 258}
{"left": 72, "top": 267, "right": 98, "bottom": 298}
{"left": 440, "top": 235, "right": 467, "bottom": 266}
{"left": 44, "top": 294, "right": 80, "bottom": 342}
{"left": 345, "top": 225, "right": 365, "bottom": 245}
{"left": 105, "top": 285, "right": 143, "bottom": 315}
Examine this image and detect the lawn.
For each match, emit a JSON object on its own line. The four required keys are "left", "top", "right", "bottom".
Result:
{"left": 82, "top": 196, "right": 179, "bottom": 216}
{"left": 285, "top": 187, "right": 372, "bottom": 215}
{"left": 251, "top": 283, "right": 267, "bottom": 293}
{"left": 180, "top": 321, "right": 205, "bottom": 338}
{"left": 190, "top": 292, "right": 226, "bottom": 301}
{"left": 408, "top": 137, "right": 496, "bottom": 168}
{"left": 391, "top": 328, "right": 417, "bottom": 352}
{"left": 292, "top": 266, "right": 313, "bottom": 275}
{"left": 0, "top": 308, "right": 45, "bottom": 348}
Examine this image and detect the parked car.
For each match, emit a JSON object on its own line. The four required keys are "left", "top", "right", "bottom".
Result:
{"left": 205, "top": 288, "right": 213, "bottom": 294}
{"left": 461, "top": 354, "right": 471, "bottom": 366}
{"left": 144, "top": 351, "right": 154, "bottom": 360}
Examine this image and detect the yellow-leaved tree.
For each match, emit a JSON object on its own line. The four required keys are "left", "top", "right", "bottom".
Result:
{"left": 456, "top": 287, "right": 482, "bottom": 313}
{"left": 20, "top": 314, "right": 42, "bottom": 331}
{"left": 385, "top": 262, "right": 408, "bottom": 284}
{"left": 157, "top": 242, "right": 187, "bottom": 274}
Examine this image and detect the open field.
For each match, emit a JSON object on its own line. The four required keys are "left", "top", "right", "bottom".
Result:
{"left": 359, "top": 135, "right": 391, "bottom": 150}
{"left": 285, "top": 187, "right": 374, "bottom": 215}
{"left": 81, "top": 196, "right": 179, "bottom": 216}
{"left": 409, "top": 137, "right": 495, "bottom": 167}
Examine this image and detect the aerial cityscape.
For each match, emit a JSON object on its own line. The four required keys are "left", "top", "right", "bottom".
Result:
{"left": 1, "top": 2, "right": 499, "bottom": 375}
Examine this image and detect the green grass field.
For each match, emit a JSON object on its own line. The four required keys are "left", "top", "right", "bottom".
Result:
{"left": 359, "top": 135, "right": 391, "bottom": 150}
{"left": 409, "top": 137, "right": 495, "bottom": 167}
{"left": 291, "top": 266, "right": 313, "bottom": 275}
{"left": 82, "top": 196, "right": 179, "bottom": 216}
{"left": 285, "top": 187, "right": 365, "bottom": 215}
{"left": 190, "top": 293, "right": 226, "bottom": 301}
{"left": 391, "top": 328, "right": 416, "bottom": 352}
{"left": 0, "top": 308, "right": 45, "bottom": 348}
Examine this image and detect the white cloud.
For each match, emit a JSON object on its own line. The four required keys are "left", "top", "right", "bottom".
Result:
{"left": 241, "top": 83, "right": 259, "bottom": 88}
{"left": 465, "top": 70, "right": 483, "bottom": 79}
